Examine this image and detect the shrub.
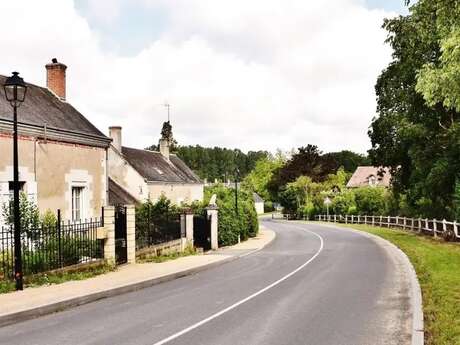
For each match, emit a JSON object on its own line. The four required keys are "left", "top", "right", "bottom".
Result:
{"left": 204, "top": 184, "right": 259, "bottom": 246}
{"left": 353, "top": 187, "right": 388, "bottom": 215}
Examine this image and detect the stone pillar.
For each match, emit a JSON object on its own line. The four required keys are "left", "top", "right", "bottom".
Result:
{"left": 103, "top": 206, "right": 115, "bottom": 263}
{"left": 206, "top": 206, "right": 219, "bottom": 250}
{"left": 126, "top": 205, "right": 136, "bottom": 264}
{"left": 185, "top": 212, "right": 194, "bottom": 245}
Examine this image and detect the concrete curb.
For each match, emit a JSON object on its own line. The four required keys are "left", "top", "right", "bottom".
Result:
{"left": 0, "top": 228, "right": 276, "bottom": 328}
{"left": 312, "top": 222, "right": 424, "bottom": 345}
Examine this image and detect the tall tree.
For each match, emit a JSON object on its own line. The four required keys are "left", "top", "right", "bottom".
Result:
{"left": 369, "top": 0, "right": 460, "bottom": 218}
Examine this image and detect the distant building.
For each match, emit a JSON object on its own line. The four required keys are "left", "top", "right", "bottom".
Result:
{"left": 253, "top": 193, "right": 265, "bottom": 214}
{"left": 346, "top": 166, "right": 391, "bottom": 188}
{"left": 108, "top": 126, "right": 204, "bottom": 205}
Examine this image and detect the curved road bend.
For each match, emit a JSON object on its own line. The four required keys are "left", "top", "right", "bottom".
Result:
{"left": 0, "top": 220, "right": 412, "bottom": 345}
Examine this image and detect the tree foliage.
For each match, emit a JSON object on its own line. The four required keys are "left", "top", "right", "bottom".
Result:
{"left": 175, "top": 145, "right": 269, "bottom": 182}
{"left": 242, "top": 155, "right": 285, "bottom": 202}
{"left": 369, "top": 0, "right": 460, "bottom": 219}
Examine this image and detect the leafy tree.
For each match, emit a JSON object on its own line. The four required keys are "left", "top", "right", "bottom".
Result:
{"left": 322, "top": 151, "right": 370, "bottom": 173}
{"left": 369, "top": 0, "right": 460, "bottom": 219}
{"left": 332, "top": 190, "right": 357, "bottom": 215}
{"left": 146, "top": 121, "right": 179, "bottom": 152}
{"left": 243, "top": 155, "right": 285, "bottom": 201}
{"left": 173, "top": 145, "right": 269, "bottom": 182}
{"left": 268, "top": 145, "right": 337, "bottom": 199}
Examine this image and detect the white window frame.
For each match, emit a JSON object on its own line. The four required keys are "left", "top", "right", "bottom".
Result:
{"left": 71, "top": 183, "right": 87, "bottom": 222}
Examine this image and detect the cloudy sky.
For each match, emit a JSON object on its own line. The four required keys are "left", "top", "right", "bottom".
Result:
{"left": 1, "top": 0, "right": 407, "bottom": 154}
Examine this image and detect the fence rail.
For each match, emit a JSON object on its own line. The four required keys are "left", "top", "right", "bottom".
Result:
{"left": 0, "top": 209, "right": 104, "bottom": 281}
{"left": 135, "top": 211, "right": 182, "bottom": 251}
{"left": 315, "top": 214, "right": 460, "bottom": 241}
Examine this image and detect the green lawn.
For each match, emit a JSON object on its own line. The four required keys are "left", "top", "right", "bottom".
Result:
{"left": 330, "top": 223, "right": 460, "bottom": 345}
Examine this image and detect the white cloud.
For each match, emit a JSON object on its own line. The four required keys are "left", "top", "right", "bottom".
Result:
{"left": 0, "top": 0, "right": 394, "bottom": 154}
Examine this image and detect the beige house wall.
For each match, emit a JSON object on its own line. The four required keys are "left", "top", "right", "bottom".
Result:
{"left": 108, "top": 146, "right": 148, "bottom": 202}
{"left": 255, "top": 202, "right": 264, "bottom": 215}
{"left": 0, "top": 134, "right": 107, "bottom": 221}
{"left": 148, "top": 183, "right": 204, "bottom": 205}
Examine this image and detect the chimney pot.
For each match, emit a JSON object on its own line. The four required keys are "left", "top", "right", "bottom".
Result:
{"left": 46, "top": 58, "right": 67, "bottom": 100}
{"left": 109, "top": 126, "right": 122, "bottom": 152}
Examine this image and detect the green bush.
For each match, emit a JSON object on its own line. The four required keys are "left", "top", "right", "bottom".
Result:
{"left": 204, "top": 184, "right": 259, "bottom": 246}
{"left": 353, "top": 187, "right": 388, "bottom": 215}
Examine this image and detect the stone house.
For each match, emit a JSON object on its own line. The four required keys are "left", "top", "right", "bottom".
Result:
{"left": 107, "top": 126, "right": 203, "bottom": 205}
{"left": 346, "top": 166, "right": 391, "bottom": 188}
{"left": 0, "top": 59, "right": 111, "bottom": 224}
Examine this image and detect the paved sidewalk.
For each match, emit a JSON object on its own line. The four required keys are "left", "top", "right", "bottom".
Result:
{"left": 0, "top": 227, "right": 275, "bottom": 327}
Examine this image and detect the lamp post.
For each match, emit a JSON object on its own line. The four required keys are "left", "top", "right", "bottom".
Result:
{"left": 3, "top": 72, "right": 27, "bottom": 291}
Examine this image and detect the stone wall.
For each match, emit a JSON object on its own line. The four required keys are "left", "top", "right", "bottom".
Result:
{"left": 0, "top": 134, "right": 106, "bottom": 222}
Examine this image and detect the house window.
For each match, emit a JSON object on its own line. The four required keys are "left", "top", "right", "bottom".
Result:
{"left": 368, "top": 175, "right": 377, "bottom": 186}
{"left": 72, "top": 186, "right": 84, "bottom": 221}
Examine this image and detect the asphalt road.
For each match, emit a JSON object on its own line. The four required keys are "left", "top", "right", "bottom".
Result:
{"left": 0, "top": 220, "right": 412, "bottom": 345}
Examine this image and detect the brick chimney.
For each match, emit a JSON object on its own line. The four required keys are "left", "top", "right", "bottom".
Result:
{"left": 46, "top": 58, "right": 67, "bottom": 100}
{"left": 109, "top": 126, "right": 122, "bottom": 152}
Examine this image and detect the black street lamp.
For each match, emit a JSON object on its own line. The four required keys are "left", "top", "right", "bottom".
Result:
{"left": 3, "top": 72, "right": 27, "bottom": 291}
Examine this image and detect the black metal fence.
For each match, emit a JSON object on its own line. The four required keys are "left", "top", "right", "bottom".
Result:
{"left": 0, "top": 209, "right": 104, "bottom": 281}
{"left": 135, "top": 211, "right": 182, "bottom": 250}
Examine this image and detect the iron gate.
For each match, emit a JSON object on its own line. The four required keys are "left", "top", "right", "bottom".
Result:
{"left": 115, "top": 205, "right": 127, "bottom": 265}
{"left": 193, "top": 214, "right": 211, "bottom": 251}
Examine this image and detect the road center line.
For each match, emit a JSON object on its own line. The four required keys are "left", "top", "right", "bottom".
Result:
{"left": 152, "top": 225, "right": 324, "bottom": 345}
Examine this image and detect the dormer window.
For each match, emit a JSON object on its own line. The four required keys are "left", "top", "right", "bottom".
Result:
{"left": 368, "top": 175, "right": 377, "bottom": 186}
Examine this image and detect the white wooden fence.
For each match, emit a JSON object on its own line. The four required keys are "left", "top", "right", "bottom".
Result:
{"left": 315, "top": 214, "right": 460, "bottom": 241}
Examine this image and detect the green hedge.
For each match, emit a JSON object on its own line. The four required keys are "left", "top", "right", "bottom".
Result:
{"left": 204, "top": 185, "right": 259, "bottom": 247}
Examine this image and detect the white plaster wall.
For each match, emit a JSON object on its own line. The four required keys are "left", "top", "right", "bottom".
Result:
{"left": 148, "top": 183, "right": 204, "bottom": 205}
{"left": 255, "top": 202, "right": 265, "bottom": 215}
{"left": 108, "top": 146, "right": 147, "bottom": 202}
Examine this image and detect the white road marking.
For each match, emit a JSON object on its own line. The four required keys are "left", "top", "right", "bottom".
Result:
{"left": 152, "top": 225, "right": 324, "bottom": 345}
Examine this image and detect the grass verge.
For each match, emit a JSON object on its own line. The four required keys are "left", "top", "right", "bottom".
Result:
{"left": 331, "top": 223, "right": 460, "bottom": 345}
{"left": 0, "top": 262, "right": 115, "bottom": 295}
{"left": 137, "top": 245, "right": 197, "bottom": 263}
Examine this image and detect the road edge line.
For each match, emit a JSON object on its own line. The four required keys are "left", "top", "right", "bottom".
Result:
{"left": 310, "top": 222, "right": 424, "bottom": 345}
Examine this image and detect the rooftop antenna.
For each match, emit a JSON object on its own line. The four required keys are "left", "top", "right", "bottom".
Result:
{"left": 163, "top": 102, "right": 171, "bottom": 122}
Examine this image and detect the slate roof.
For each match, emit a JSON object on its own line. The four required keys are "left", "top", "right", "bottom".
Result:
{"left": 108, "top": 178, "right": 138, "bottom": 206}
{"left": 0, "top": 75, "right": 107, "bottom": 140}
{"left": 346, "top": 166, "right": 391, "bottom": 188}
{"left": 121, "top": 146, "right": 202, "bottom": 184}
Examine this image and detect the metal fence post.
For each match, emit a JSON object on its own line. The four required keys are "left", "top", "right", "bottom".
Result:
{"left": 57, "top": 209, "right": 62, "bottom": 268}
